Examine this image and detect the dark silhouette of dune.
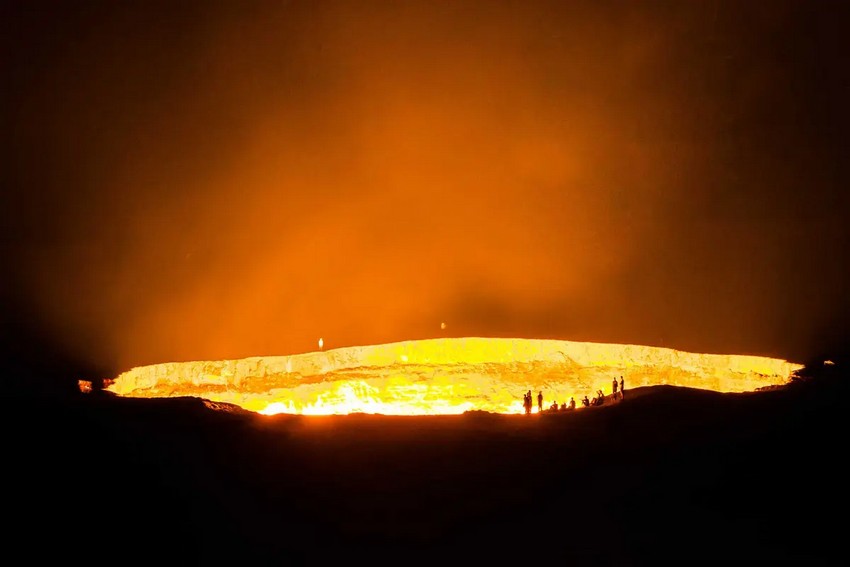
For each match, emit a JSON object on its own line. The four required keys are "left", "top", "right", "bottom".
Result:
{"left": 2, "top": 362, "right": 846, "bottom": 566}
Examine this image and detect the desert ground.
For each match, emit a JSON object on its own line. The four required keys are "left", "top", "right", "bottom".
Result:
{"left": 3, "top": 362, "right": 847, "bottom": 566}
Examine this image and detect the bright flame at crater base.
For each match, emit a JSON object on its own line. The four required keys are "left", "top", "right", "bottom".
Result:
{"left": 105, "top": 338, "right": 803, "bottom": 415}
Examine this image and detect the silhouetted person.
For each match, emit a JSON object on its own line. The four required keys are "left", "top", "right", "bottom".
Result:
{"left": 569, "top": 397, "right": 576, "bottom": 410}
{"left": 612, "top": 377, "right": 618, "bottom": 397}
{"left": 524, "top": 391, "right": 532, "bottom": 414}
{"left": 582, "top": 395, "right": 590, "bottom": 407}
{"left": 537, "top": 391, "right": 544, "bottom": 412}
{"left": 620, "top": 376, "right": 625, "bottom": 400}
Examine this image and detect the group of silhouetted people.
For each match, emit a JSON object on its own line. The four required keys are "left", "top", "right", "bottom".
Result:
{"left": 547, "top": 396, "right": 577, "bottom": 412}
{"left": 612, "top": 375, "right": 624, "bottom": 400}
{"left": 524, "top": 376, "right": 625, "bottom": 414}
{"left": 522, "top": 390, "right": 545, "bottom": 414}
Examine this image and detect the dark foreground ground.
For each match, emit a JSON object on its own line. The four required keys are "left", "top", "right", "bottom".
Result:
{"left": 3, "top": 363, "right": 848, "bottom": 566}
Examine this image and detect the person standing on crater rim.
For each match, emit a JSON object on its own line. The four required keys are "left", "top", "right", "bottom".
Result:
{"left": 620, "top": 376, "right": 625, "bottom": 400}
{"left": 537, "top": 390, "right": 543, "bottom": 413}
{"left": 612, "top": 376, "right": 619, "bottom": 399}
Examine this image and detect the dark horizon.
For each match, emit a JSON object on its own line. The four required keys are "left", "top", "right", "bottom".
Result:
{"left": 2, "top": 0, "right": 849, "bottom": 390}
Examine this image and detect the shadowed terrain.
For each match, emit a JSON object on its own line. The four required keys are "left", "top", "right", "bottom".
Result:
{"left": 3, "top": 361, "right": 846, "bottom": 566}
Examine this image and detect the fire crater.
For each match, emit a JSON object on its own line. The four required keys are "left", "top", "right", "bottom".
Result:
{"left": 102, "top": 337, "right": 804, "bottom": 415}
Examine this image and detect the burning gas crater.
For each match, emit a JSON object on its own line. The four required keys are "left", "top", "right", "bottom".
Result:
{"left": 104, "top": 338, "right": 803, "bottom": 415}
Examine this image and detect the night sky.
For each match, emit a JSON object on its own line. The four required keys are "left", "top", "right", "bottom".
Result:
{"left": 2, "top": 0, "right": 848, "bottom": 388}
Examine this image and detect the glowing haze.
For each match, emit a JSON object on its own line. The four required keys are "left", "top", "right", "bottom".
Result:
{"left": 1, "top": 1, "right": 848, "bottom": 386}
{"left": 105, "top": 337, "right": 803, "bottom": 415}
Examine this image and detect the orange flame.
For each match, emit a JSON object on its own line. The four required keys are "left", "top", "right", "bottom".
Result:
{"left": 105, "top": 337, "right": 803, "bottom": 415}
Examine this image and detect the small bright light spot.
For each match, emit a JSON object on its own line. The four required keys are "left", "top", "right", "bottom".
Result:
{"left": 400, "top": 354, "right": 408, "bottom": 363}
{"left": 824, "top": 360, "right": 835, "bottom": 366}
{"left": 440, "top": 322, "right": 446, "bottom": 330}
{"left": 318, "top": 337, "right": 324, "bottom": 350}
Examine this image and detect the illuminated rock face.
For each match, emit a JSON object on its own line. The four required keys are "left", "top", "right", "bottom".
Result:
{"left": 105, "top": 337, "right": 804, "bottom": 415}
